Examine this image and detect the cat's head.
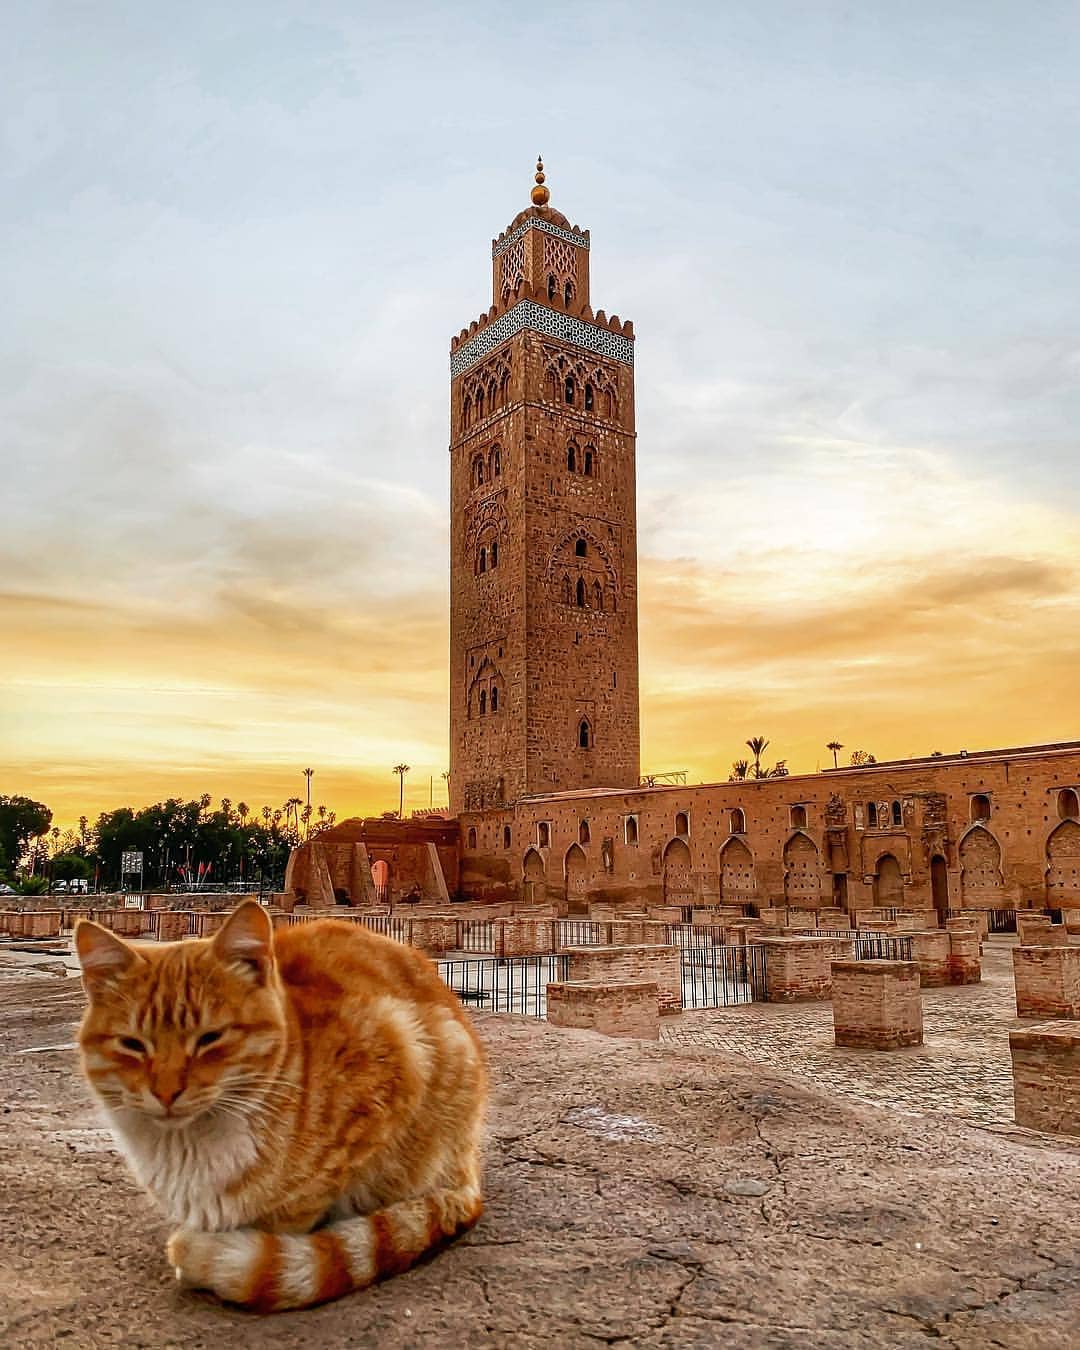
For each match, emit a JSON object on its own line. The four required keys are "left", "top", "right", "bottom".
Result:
{"left": 75, "top": 901, "right": 287, "bottom": 1130}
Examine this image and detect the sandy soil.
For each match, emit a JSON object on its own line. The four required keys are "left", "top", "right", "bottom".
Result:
{"left": 1, "top": 964, "right": 1079, "bottom": 1348}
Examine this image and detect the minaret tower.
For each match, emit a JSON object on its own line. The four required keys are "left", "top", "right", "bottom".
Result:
{"left": 448, "top": 160, "right": 640, "bottom": 813}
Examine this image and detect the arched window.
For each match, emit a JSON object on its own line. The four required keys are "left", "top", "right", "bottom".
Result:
{"left": 492, "top": 446, "right": 501, "bottom": 476}
{"left": 675, "top": 811, "right": 689, "bottom": 837}
{"left": 538, "top": 821, "right": 550, "bottom": 848}
{"left": 476, "top": 388, "right": 485, "bottom": 420}
{"left": 579, "top": 820, "right": 590, "bottom": 845}
{"left": 502, "top": 824, "right": 511, "bottom": 849}
{"left": 583, "top": 448, "right": 594, "bottom": 476}
{"left": 564, "top": 376, "right": 575, "bottom": 405}
{"left": 791, "top": 804, "right": 807, "bottom": 829}
{"left": 867, "top": 801, "right": 878, "bottom": 828}
{"left": 490, "top": 540, "right": 498, "bottom": 568}
{"left": 1059, "top": 788, "right": 1080, "bottom": 820}
{"left": 567, "top": 443, "right": 577, "bottom": 472}
{"left": 892, "top": 800, "right": 903, "bottom": 826}
{"left": 576, "top": 577, "right": 587, "bottom": 608}
{"left": 478, "top": 689, "right": 487, "bottom": 715}
{"left": 578, "top": 719, "right": 592, "bottom": 749}
{"left": 584, "top": 383, "right": 594, "bottom": 412}
{"left": 575, "top": 538, "right": 587, "bottom": 557}
{"left": 563, "top": 575, "right": 572, "bottom": 605}
{"left": 472, "top": 456, "right": 484, "bottom": 487}
{"left": 970, "top": 794, "right": 991, "bottom": 822}
{"left": 500, "top": 371, "right": 510, "bottom": 407}
{"left": 462, "top": 396, "right": 471, "bottom": 427}
{"left": 564, "top": 280, "right": 573, "bottom": 307}
{"left": 730, "top": 808, "right": 745, "bottom": 834}
{"left": 490, "top": 686, "right": 499, "bottom": 713}
{"left": 625, "top": 815, "right": 639, "bottom": 846}
{"left": 547, "top": 274, "right": 556, "bottom": 300}
{"left": 467, "top": 827, "right": 477, "bottom": 849}
{"left": 478, "top": 547, "right": 487, "bottom": 574}
{"left": 592, "top": 580, "right": 603, "bottom": 611}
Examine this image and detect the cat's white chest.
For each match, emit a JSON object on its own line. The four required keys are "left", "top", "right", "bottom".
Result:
{"left": 107, "top": 1109, "right": 260, "bottom": 1231}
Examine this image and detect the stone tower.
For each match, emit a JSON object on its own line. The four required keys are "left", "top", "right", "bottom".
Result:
{"left": 448, "top": 161, "right": 640, "bottom": 814}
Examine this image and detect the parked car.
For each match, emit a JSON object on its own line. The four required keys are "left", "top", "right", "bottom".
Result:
{"left": 53, "top": 880, "right": 69, "bottom": 893}
{"left": 0, "top": 884, "right": 16, "bottom": 896}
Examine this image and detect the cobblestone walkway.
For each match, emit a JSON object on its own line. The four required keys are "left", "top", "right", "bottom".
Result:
{"left": 661, "top": 937, "right": 1024, "bottom": 1125}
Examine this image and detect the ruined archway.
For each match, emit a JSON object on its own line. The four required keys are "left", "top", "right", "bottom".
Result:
{"left": 522, "top": 848, "right": 547, "bottom": 906}
{"left": 1047, "top": 820, "right": 1080, "bottom": 908}
{"left": 959, "top": 826, "right": 1004, "bottom": 909}
{"left": 873, "top": 853, "right": 904, "bottom": 908}
{"left": 783, "top": 834, "right": 821, "bottom": 905}
{"left": 662, "top": 837, "right": 693, "bottom": 907}
{"left": 371, "top": 858, "right": 391, "bottom": 903}
{"left": 719, "top": 836, "right": 755, "bottom": 905}
{"left": 564, "top": 843, "right": 589, "bottom": 916}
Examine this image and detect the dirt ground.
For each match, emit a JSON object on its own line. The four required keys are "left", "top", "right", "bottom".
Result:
{"left": 2, "top": 963, "right": 1079, "bottom": 1348}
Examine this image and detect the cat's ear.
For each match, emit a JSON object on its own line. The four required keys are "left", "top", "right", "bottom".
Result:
{"left": 212, "top": 901, "right": 275, "bottom": 983}
{"left": 75, "top": 920, "right": 142, "bottom": 996}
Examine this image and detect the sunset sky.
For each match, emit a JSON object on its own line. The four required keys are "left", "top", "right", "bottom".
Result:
{"left": 4, "top": 2, "right": 1079, "bottom": 828}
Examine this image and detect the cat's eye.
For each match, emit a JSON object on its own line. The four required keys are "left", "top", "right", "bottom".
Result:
{"left": 119, "top": 1036, "right": 146, "bottom": 1055}
{"left": 195, "top": 1029, "right": 224, "bottom": 1051}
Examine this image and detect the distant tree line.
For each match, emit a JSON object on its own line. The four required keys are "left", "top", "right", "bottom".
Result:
{"left": 0, "top": 793, "right": 337, "bottom": 892}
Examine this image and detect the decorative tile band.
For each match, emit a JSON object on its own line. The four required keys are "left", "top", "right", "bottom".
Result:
{"left": 450, "top": 301, "right": 634, "bottom": 377}
{"left": 492, "top": 217, "right": 589, "bottom": 260}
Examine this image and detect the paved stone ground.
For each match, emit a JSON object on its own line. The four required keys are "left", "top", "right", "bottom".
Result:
{"left": 2, "top": 962, "right": 1080, "bottom": 1347}
{"left": 662, "top": 936, "right": 1025, "bottom": 1127}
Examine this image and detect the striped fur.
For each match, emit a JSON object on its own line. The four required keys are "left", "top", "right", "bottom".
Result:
{"left": 75, "top": 902, "right": 487, "bottom": 1312}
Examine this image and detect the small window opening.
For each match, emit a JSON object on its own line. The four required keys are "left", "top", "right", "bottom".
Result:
{"left": 1059, "top": 788, "right": 1080, "bottom": 819}
{"left": 547, "top": 274, "right": 556, "bottom": 300}
{"left": 578, "top": 719, "right": 592, "bottom": 749}
{"left": 730, "top": 808, "right": 745, "bottom": 834}
{"left": 564, "top": 280, "right": 573, "bottom": 307}
{"left": 892, "top": 800, "right": 903, "bottom": 826}
{"left": 490, "top": 540, "right": 498, "bottom": 568}
{"left": 791, "top": 804, "right": 807, "bottom": 830}
{"left": 538, "top": 821, "right": 550, "bottom": 848}
{"left": 576, "top": 577, "right": 587, "bottom": 607}
{"left": 867, "top": 802, "right": 878, "bottom": 828}
{"left": 584, "top": 383, "right": 594, "bottom": 412}
{"left": 593, "top": 581, "right": 603, "bottom": 611}
{"left": 502, "top": 825, "right": 511, "bottom": 849}
{"left": 490, "top": 686, "right": 499, "bottom": 713}
{"left": 625, "top": 815, "right": 639, "bottom": 846}
{"left": 564, "top": 376, "right": 575, "bottom": 405}
{"left": 970, "top": 794, "right": 991, "bottom": 822}
{"left": 478, "top": 547, "right": 487, "bottom": 574}
{"left": 492, "top": 447, "right": 501, "bottom": 475}
{"left": 575, "top": 538, "right": 587, "bottom": 557}
{"left": 675, "top": 811, "right": 689, "bottom": 836}
{"left": 567, "top": 444, "right": 576, "bottom": 472}
{"left": 478, "top": 690, "right": 486, "bottom": 715}
{"left": 583, "top": 449, "right": 594, "bottom": 476}
{"left": 579, "top": 820, "right": 590, "bottom": 845}
{"left": 467, "top": 827, "right": 476, "bottom": 849}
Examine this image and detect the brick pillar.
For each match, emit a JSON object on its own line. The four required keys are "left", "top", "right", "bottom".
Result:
{"left": 156, "top": 911, "right": 192, "bottom": 942}
{"left": 409, "top": 915, "right": 459, "bottom": 956}
{"left": 1063, "top": 909, "right": 1080, "bottom": 936}
{"left": 1013, "top": 946, "right": 1080, "bottom": 1019}
{"left": 948, "top": 931, "right": 982, "bottom": 985}
{"left": 496, "top": 918, "right": 554, "bottom": 957}
{"left": 909, "top": 930, "right": 952, "bottom": 987}
{"left": 831, "top": 959, "right": 923, "bottom": 1049}
{"left": 565, "top": 945, "right": 681, "bottom": 1013}
{"left": 1016, "top": 915, "right": 1059, "bottom": 947}
{"left": 546, "top": 981, "right": 660, "bottom": 1039}
{"left": 648, "top": 905, "right": 683, "bottom": 923}
{"left": 1009, "top": 1022, "right": 1080, "bottom": 1137}
{"left": 761, "top": 936, "right": 855, "bottom": 1002}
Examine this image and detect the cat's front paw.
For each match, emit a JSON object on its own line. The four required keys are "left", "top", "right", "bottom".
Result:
{"left": 166, "top": 1227, "right": 215, "bottom": 1292}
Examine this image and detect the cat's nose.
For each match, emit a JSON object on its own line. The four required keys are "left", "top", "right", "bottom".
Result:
{"left": 154, "top": 1086, "right": 184, "bottom": 1110}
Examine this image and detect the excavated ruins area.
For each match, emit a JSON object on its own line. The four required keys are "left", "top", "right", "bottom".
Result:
{"left": 1, "top": 966, "right": 1079, "bottom": 1348}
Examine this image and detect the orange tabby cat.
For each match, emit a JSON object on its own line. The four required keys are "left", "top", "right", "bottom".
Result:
{"left": 75, "top": 901, "right": 486, "bottom": 1311}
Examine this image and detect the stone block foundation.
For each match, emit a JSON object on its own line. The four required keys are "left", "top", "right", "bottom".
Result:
{"left": 565, "top": 945, "right": 681, "bottom": 1013}
{"left": 831, "top": 959, "right": 923, "bottom": 1050}
{"left": 1013, "top": 946, "right": 1080, "bottom": 1019}
{"left": 1010, "top": 1022, "right": 1080, "bottom": 1137}
{"left": 496, "top": 917, "right": 553, "bottom": 957}
{"left": 948, "top": 931, "right": 982, "bottom": 984}
{"left": 407, "top": 915, "right": 460, "bottom": 956}
{"left": 909, "top": 930, "right": 952, "bottom": 987}
{"left": 546, "top": 980, "right": 660, "bottom": 1039}
{"left": 1016, "top": 915, "right": 1065, "bottom": 947}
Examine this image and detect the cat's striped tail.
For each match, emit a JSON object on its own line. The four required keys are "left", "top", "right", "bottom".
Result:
{"left": 167, "top": 1184, "right": 483, "bottom": 1312}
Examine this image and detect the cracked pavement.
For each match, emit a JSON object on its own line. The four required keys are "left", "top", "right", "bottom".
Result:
{"left": 1, "top": 968, "right": 1079, "bottom": 1347}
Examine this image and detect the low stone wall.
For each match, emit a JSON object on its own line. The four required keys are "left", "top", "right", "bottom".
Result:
{"left": 546, "top": 980, "right": 660, "bottom": 1040}
{"left": 565, "top": 945, "right": 682, "bottom": 1014}
{"left": 1013, "top": 946, "right": 1080, "bottom": 1019}
{"left": 761, "top": 936, "right": 856, "bottom": 1002}
{"left": 156, "top": 911, "right": 193, "bottom": 942}
{"left": 2, "top": 910, "right": 64, "bottom": 938}
{"left": 496, "top": 918, "right": 554, "bottom": 958}
{"left": 1016, "top": 915, "right": 1063, "bottom": 947}
{"left": 909, "top": 930, "right": 952, "bottom": 987}
{"left": 407, "top": 915, "right": 460, "bottom": 956}
{"left": 1010, "top": 1022, "right": 1080, "bottom": 1137}
{"left": 1063, "top": 908, "right": 1080, "bottom": 936}
{"left": 831, "top": 959, "right": 923, "bottom": 1050}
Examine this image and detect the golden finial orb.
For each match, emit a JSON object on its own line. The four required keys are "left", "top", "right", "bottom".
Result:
{"left": 531, "top": 155, "right": 550, "bottom": 206}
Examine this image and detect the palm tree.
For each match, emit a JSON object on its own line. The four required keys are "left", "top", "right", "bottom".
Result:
{"left": 237, "top": 802, "right": 249, "bottom": 826}
{"left": 729, "top": 759, "right": 749, "bottom": 782}
{"left": 746, "top": 736, "right": 770, "bottom": 780}
{"left": 826, "top": 741, "right": 844, "bottom": 769}
{"left": 393, "top": 764, "right": 411, "bottom": 818}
